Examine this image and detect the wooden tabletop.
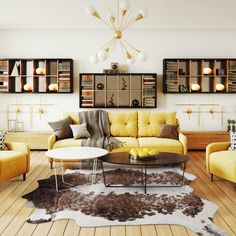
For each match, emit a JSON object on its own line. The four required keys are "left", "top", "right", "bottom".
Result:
{"left": 100, "top": 152, "right": 189, "bottom": 166}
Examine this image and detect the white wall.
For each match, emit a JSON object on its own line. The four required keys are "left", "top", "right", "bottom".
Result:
{"left": 0, "top": 29, "right": 236, "bottom": 131}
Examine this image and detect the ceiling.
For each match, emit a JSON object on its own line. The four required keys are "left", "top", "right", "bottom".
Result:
{"left": 0, "top": 0, "right": 236, "bottom": 30}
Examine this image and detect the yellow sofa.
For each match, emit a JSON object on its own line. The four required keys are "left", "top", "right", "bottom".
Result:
{"left": 206, "top": 142, "right": 236, "bottom": 183}
{"left": 48, "top": 111, "right": 188, "bottom": 168}
{"left": 0, "top": 142, "right": 30, "bottom": 181}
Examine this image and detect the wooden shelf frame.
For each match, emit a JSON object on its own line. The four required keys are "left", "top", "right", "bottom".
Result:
{"left": 0, "top": 58, "right": 73, "bottom": 93}
{"left": 79, "top": 73, "right": 157, "bottom": 108}
{"left": 163, "top": 58, "right": 236, "bottom": 94}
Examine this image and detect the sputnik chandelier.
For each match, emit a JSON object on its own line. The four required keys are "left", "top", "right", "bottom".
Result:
{"left": 85, "top": 0, "right": 148, "bottom": 64}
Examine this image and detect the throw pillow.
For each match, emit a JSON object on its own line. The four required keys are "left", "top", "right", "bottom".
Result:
{"left": 230, "top": 131, "right": 236, "bottom": 150}
{"left": 0, "top": 131, "right": 8, "bottom": 150}
{"left": 70, "top": 123, "right": 91, "bottom": 139}
{"left": 48, "top": 116, "right": 73, "bottom": 140}
{"left": 159, "top": 123, "right": 179, "bottom": 140}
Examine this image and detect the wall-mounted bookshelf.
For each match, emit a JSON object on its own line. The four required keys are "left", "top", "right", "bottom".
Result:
{"left": 79, "top": 73, "right": 157, "bottom": 108}
{"left": 163, "top": 58, "right": 236, "bottom": 93}
{"left": 0, "top": 58, "right": 73, "bottom": 93}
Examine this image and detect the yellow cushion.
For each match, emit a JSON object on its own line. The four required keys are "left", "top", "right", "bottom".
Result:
{"left": 0, "top": 151, "right": 27, "bottom": 181}
{"left": 61, "top": 112, "right": 80, "bottom": 124}
{"left": 138, "top": 111, "right": 177, "bottom": 137}
{"left": 53, "top": 138, "right": 82, "bottom": 149}
{"left": 109, "top": 111, "right": 138, "bottom": 137}
{"left": 111, "top": 137, "right": 139, "bottom": 153}
{"left": 210, "top": 151, "right": 236, "bottom": 183}
{"left": 138, "top": 137, "right": 183, "bottom": 154}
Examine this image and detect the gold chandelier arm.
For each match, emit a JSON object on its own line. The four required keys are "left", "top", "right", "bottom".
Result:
{"left": 100, "top": 37, "right": 116, "bottom": 50}
{"left": 122, "top": 38, "right": 140, "bottom": 53}
{"left": 120, "top": 7, "right": 134, "bottom": 31}
{"left": 117, "top": 0, "right": 120, "bottom": 30}
{"left": 119, "top": 40, "right": 128, "bottom": 60}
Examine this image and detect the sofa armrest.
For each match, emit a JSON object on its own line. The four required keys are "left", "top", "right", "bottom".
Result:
{"left": 5, "top": 142, "right": 30, "bottom": 172}
{"left": 206, "top": 142, "right": 231, "bottom": 171}
{"left": 48, "top": 133, "right": 56, "bottom": 150}
{"left": 178, "top": 132, "right": 188, "bottom": 155}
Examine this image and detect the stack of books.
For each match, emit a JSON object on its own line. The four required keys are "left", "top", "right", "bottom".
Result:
{"left": 58, "top": 82, "right": 70, "bottom": 92}
{"left": 81, "top": 90, "right": 93, "bottom": 107}
{"left": 228, "top": 72, "right": 236, "bottom": 92}
{"left": 81, "top": 75, "right": 93, "bottom": 90}
{"left": 165, "top": 61, "right": 179, "bottom": 92}
{"left": 144, "top": 98, "right": 155, "bottom": 107}
{"left": 58, "top": 61, "right": 70, "bottom": 71}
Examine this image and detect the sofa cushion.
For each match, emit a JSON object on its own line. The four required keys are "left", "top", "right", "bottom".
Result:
{"left": 111, "top": 137, "right": 139, "bottom": 153}
{"left": 61, "top": 112, "right": 80, "bottom": 124}
{"left": 138, "top": 111, "right": 177, "bottom": 137}
{"left": 138, "top": 137, "right": 183, "bottom": 154}
{"left": 210, "top": 151, "right": 236, "bottom": 183}
{"left": 109, "top": 112, "right": 138, "bottom": 137}
{"left": 159, "top": 124, "right": 179, "bottom": 140}
{"left": 53, "top": 138, "right": 82, "bottom": 149}
{"left": 48, "top": 117, "right": 73, "bottom": 140}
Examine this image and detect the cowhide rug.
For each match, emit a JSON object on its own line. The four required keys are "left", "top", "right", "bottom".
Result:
{"left": 22, "top": 167, "right": 227, "bottom": 236}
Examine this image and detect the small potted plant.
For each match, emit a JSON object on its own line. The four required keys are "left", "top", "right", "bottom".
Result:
{"left": 227, "top": 119, "right": 232, "bottom": 132}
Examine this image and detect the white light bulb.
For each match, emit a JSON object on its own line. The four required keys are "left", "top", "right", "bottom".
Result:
{"left": 97, "top": 49, "right": 108, "bottom": 61}
{"left": 138, "top": 51, "right": 148, "bottom": 62}
{"left": 106, "top": 13, "right": 115, "bottom": 22}
{"left": 90, "top": 54, "right": 99, "bottom": 64}
{"left": 120, "top": 0, "right": 131, "bottom": 11}
{"left": 85, "top": 5, "right": 96, "bottom": 15}
{"left": 139, "top": 8, "right": 148, "bottom": 18}
{"left": 126, "top": 57, "right": 135, "bottom": 65}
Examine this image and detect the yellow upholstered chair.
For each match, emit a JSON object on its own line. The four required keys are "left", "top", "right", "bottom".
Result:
{"left": 0, "top": 142, "right": 30, "bottom": 181}
{"left": 206, "top": 142, "right": 236, "bottom": 183}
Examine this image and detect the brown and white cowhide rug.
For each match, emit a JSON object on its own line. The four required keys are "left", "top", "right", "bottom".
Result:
{"left": 22, "top": 167, "right": 226, "bottom": 236}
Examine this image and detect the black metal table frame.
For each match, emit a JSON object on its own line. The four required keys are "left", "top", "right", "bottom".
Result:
{"left": 100, "top": 161, "right": 187, "bottom": 194}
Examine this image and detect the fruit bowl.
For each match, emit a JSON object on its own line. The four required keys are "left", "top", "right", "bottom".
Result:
{"left": 129, "top": 148, "right": 159, "bottom": 161}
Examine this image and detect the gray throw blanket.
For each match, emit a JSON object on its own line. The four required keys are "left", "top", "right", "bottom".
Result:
{"left": 78, "top": 110, "right": 122, "bottom": 151}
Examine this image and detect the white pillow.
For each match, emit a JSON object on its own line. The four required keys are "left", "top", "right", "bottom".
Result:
{"left": 70, "top": 123, "right": 91, "bottom": 139}
{"left": 230, "top": 132, "right": 236, "bottom": 150}
{"left": 0, "top": 131, "right": 8, "bottom": 150}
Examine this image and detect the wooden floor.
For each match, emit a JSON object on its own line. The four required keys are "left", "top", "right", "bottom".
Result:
{"left": 0, "top": 151, "right": 235, "bottom": 236}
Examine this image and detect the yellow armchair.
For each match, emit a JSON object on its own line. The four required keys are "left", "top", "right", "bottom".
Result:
{"left": 206, "top": 142, "right": 236, "bottom": 183}
{"left": 0, "top": 142, "right": 30, "bottom": 181}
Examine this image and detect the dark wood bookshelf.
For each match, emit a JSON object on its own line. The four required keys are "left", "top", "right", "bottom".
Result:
{"left": 0, "top": 58, "right": 73, "bottom": 93}
{"left": 79, "top": 73, "right": 157, "bottom": 108}
{"left": 163, "top": 58, "right": 236, "bottom": 94}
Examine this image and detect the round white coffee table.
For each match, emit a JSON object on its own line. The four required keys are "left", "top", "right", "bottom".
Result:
{"left": 45, "top": 147, "right": 108, "bottom": 192}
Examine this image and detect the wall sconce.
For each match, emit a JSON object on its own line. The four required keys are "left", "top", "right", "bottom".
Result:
{"left": 203, "top": 67, "right": 212, "bottom": 75}
{"left": 36, "top": 68, "right": 45, "bottom": 75}
{"left": 48, "top": 83, "right": 58, "bottom": 92}
{"left": 216, "top": 83, "right": 225, "bottom": 91}
{"left": 191, "top": 83, "right": 201, "bottom": 91}
{"left": 23, "top": 84, "right": 33, "bottom": 92}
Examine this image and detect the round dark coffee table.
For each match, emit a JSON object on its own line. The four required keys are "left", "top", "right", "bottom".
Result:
{"left": 99, "top": 152, "right": 189, "bottom": 194}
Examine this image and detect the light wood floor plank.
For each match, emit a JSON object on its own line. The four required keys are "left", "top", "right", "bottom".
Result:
{"left": 170, "top": 225, "right": 188, "bottom": 236}
{"left": 155, "top": 225, "right": 173, "bottom": 236}
{"left": 126, "top": 226, "right": 141, "bottom": 236}
{"left": 95, "top": 226, "right": 110, "bottom": 236}
{"left": 47, "top": 220, "right": 69, "bottom": 236}
{"left": 111, "top": 226, "right": 125, "bottom": 236}
{"left": 79, "top": 227, "right": 95, "bottom": 236}
{"left": 63, "top": 220, "right": 81, "bottom": 236}
{"left": 140, "top": 225, "right": 157, "bottom": 236}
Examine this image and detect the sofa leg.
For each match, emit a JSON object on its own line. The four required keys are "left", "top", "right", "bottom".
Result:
{"left": 50, "top": 162, "right": 53, "bottom": 169}
{"left": 23, "top": 173, "right": 26, "bottom": 181}
{"left": 210, "top": 173, "right": 214, "bottom": 181}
